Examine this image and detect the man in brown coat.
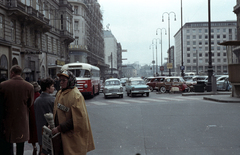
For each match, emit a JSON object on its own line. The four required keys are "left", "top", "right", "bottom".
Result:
{"left": 0, "top": 65, "right": 34, "bottom": 155}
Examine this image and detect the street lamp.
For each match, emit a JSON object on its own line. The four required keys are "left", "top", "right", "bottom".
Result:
{"left": 152, "top": 38, "right": 161, "bottom": 76}
{"left": 206, "top": 0, "right": 213, "bottom": 92}
{"left": 156, "top": 28, "right": 167, "bottom": 75}
{"left": 181, "top": 0, "right": 184, "bottom": 77}
{"left": 149, "top": 44, "right": 155, "bottom": 76}
{"left": 162, "top": 11, "right": 176, "bottom": 76}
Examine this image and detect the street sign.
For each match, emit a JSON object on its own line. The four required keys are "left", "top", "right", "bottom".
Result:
{"left": 160, "top": 66, "right": 164, "bottom": 71}
{"left": 180, "top": 66, "right": 185, "bottom": 70}
{"left": 167, "top": 63, "right": 173, "bottom": 69}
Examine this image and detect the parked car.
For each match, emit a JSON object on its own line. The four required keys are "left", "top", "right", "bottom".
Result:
{"left": 125, "top": 78, "right": 150, "bottom": 97}
{"left": 120, "top": 78, "right": 128, "bottom": 86}
{"left": 217, "top": 76, "right": 231, "bottom": 91}
{"left": 156, "top": 76, "right": 189, "bottom": 93}
{"left": 185, "top": 76, "right": 208, "bottom": 91}
{"left": 146, "top": 76, "right": 166, "bottom": 91}
{"left": 103, "top": 78, "right": 123, "bottom": 98}
{"left": 100, "top": 80, "right": 104, "bottom": 93}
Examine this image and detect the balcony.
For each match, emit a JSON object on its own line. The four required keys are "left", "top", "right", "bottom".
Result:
{"left": 6, "top": 1, "right": 51, "bottom": 32}
{"left": 60, "top": 30, "right": 74, "bottom": 44}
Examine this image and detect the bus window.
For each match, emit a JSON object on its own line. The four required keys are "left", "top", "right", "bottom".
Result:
{"left": 84, "top": 70, "right": 90, "bottom": 77}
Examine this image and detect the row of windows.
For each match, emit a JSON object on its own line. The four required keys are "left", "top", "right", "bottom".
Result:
{"left": 186, "top": 34, "right": 235, "bottom": 40}
{"left": 186, "top": 46, "right": 226, "bottom": 52}
{"left": 186, "top": 28, "right": 236, "bottom": 34}
{"left": 185, "top": 65, "right": 228, "bottom": 72}
{"left": 186, "top": 58, "right": 227, "bottom": 63}
{"left": 187, "top": 52, "right": 227, "bottom": 57}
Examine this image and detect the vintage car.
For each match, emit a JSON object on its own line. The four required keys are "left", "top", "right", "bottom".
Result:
{"left": 217, "top": 76, "right": 231, "bottom": 91}
{"left": 103, "top": 78, "right": 124, "bottom": 98}
{"left": 125, "top": 78, "right": 150, "bottom": 97}
{"left": 146, "top": 76, "right": 166, "bottom": 91}
{"left": 156, "top": 76, "right": 189, "bottom": 93}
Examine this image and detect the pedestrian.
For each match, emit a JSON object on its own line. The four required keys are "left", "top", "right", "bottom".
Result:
{"left": 34, "top": 78, "right": 55, "bottom": 154}
{"left": 51, "top": 70, "right": 95, "bottom": 155}
{"left": 28, "top": 82, "right": 41, "bottom": 155}
{"left": 0, "top": 65, "right": 34, "bottom": 155}
{"left": 0, "top": 77, "right": 13, "bottom": 155}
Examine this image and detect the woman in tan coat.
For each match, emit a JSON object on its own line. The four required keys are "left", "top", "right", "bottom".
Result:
{"left": 51, "top": 70, "right": 95, "bottom": 155}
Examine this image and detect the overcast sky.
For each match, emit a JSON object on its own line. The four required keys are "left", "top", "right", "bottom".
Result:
{"left": 98, "top": 0, "right": 236, "bottom": 66}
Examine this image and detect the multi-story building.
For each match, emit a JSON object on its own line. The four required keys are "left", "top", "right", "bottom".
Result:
{"left": 0, "top": 0, "right": 74, "bottom": 81}
{"left": 174, "top": 21, "right": 237, "bottom": 76}
{"left": 103, "top": 30, "right": 119, "bottom": 78}
{"left": 68, "top": 0, "right": 107, "bottom": 78}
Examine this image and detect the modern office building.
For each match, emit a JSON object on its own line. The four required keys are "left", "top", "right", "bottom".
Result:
{"left": 174, "top": 21, "right": 237, "bottom": 75}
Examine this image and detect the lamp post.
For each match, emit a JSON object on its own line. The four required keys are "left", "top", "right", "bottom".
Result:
{"left": 162, "top": 11, "right": 176, "bottom": 76}
{"left": 152, "top": 38, "right": 161, "bottom": 76}
{"left": 181, "top": 0, "right": 184, "bottom": 77}
{"left": 156, "top": 28, "right": 167, "bottom": 75}
{"left": 206, "top": 0, "right": 213, "bottom": 92}
{"left": 149, "top": 44, "right": 155, "bottom": 76}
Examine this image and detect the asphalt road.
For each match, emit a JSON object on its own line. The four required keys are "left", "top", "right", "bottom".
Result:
{"left": 86, "top": 91, "right": 240, "bottom": 155}
{"left": 22, "top": 90, "right": 240, "bottom": 155}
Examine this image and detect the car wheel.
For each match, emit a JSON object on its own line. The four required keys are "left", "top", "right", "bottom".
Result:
{"left": 121, "top": 94, "right": 123, "bottom": 98}
{"left": 127, "top": 93, "right": 129, "bottom": 96}
{"left": 160, "top": 86, "right": 166, "bottom": 93}
{"left": 146, "top": 92, "right": 149, "bottom": 97}
{"left": 104, "top": 95, "right": 108, "bottom": 99}
{"left": 150, "top": 87, "right": 154, "bottom": 92}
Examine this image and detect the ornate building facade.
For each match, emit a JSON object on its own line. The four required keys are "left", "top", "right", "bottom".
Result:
{"left": 0, "top": 0, "right": 74, "bottom": 81}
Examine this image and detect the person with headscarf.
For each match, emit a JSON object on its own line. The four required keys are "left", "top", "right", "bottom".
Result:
{"left": 51, "top": 70, "right": 95, "bottom": 155}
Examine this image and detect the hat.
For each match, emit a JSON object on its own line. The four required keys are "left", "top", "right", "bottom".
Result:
{"left": 57, "top": 70, "right": 69, "bottom": 78}
{"left": 31, "top": 82, "right": 41, "bottom": 92}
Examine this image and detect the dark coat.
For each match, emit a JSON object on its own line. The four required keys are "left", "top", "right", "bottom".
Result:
{"left": 0, "top": 76, "right": 34, "bottom": 143}
{"left": 34, "top": 92, "right": 55, "bottom": 145}
{"left": 28, "top": 92, "right": 40, "bottom": 143}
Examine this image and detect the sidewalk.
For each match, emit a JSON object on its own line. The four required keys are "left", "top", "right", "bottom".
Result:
{"left": 182, "top": 91, "right": 240, "bottom": 103}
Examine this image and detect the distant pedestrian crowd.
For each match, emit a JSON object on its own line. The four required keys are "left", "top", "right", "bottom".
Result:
{"left": 0, "top": 65, "right": 95, "bottom": 155}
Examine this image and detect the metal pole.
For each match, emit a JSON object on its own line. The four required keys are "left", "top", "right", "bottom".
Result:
{"left": 168, "top": 15, "right": 171, "bottom": 76}
{"left": 196, "top": 50, "right": 198, "bottom": 75}
{"left": 207, "top": 0, "right": 213, "bottom": 92}
{"left": 181, "top": 0, "right": 184, "bottom": 77}
{"left": 155, "top": 40, "right": 158, "bottom": 75}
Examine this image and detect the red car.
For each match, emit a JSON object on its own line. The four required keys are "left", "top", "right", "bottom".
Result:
{"left": 146, "top": 76, "right": 166, "bottom": 91}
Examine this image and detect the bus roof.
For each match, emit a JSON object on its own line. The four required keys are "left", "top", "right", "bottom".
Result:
{"left": 61, "top": 62, "right": 100, "bottom": 71}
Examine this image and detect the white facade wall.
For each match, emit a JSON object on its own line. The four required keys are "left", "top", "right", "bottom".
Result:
{"left": 104, "top": 30, "right": 118, "bottom": 69}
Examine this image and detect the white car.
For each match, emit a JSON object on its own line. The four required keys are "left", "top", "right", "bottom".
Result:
{"left": 103, "top": 78, "right": 124, "bottom": 98}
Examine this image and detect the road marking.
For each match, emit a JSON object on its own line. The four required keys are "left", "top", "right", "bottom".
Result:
{"left": 89, "top": 101, "right": 108, "bottom": 105}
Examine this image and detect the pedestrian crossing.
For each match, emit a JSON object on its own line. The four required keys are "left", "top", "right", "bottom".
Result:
{"left": 85, "top": 96, "right": 204, "bottom": 106}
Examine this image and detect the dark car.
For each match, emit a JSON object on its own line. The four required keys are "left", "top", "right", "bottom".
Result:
{"left": 146, "top": 76, "right": 166, "bottom": 91}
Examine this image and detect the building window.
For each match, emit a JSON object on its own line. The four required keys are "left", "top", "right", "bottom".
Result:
{"left": 217, "top": 59, "right": 221, "bottom": 62}
{"left": 217, "top": 35, "right": 220, "bottom": 38}
{"left": 187, "top": 41, "right": 190, "bottom": 45}
{"left": 187, "top": 35, "right": 190, "bottom": 39}
{"left": 75, "top": 37, "right": 79, "bottom": 45}
{"left": 187, "top": 30, "right": 190, "bottom": 33}
{"left": 217, "top": 53, "right": 220, "bottom": 57}
{"left": 0, "top": 15, "right": 4, "bottom": 38}
{"left": 193, "top": 35, "right": 196, "bottom": 39}
{"left": 193, "top": 66, "right": 196, "bottom": 71}
{"left": 10, "top": 20, "right": 15, "bottom": 42}
{"left": 205, "top": 35, "right": 208, "bottom": 39}
{"left": 199, "top": 41, "right": 202, "bottom": 45}
{"left": 223, "top": 52, "right": 227, "bottom": 56}
{"left": 193, "top": 53, "right": 196, "bottom": 57}
{"left": 199, "top": 35, "right": 202, "bottom": 39}
{"left": 74, "top": 21, "right": 79, "bottom": 30}
{"left": 223, "top": 34, "right": 226, "bottom": 38}
{"left": 74, "top": 6, "right": 78, "bottom": 14}
{"left": 205, "top": 53, "right": 208, "bottom": 57}
{"left": 199, "top": 29, "right": 202, "bottom": 33}
{"left": 187, "top": 59, "right": 190, "bottom": 63}
{"left": 187, "top": 53, "right": 190, "bottom": 57}
{"left": 205, "top": 29, "right": 208, "bottom": 33}
{"left": 217, "top": 66, "right": 221, "bottom": 71}
{"left": 186, "top": 66, "right": 191, "bottom": 71}
{"left": 217, "top": 46, "right": 220, "bottom": 50}
{"left": 199, "top": 66, "right": 203, "bottom": 71}
{"left": 193, "top": 41, "right": 196, "bottom": 45}
{"left": 199, "top": 53, "right": 202, "bottom": 57}
{"left": 223, "top": 59, "right": 227, "bottom": 62}
{"left": 205, "top": 59, "right": 208, "bottom": 63}
{"left": 223, "top": 66, "right": 227, "bottom": 71}
{"left": 199, "top": 47, "right": 202, "bottom": 51}
{"left": 187, "top": 47, "right": 190, "bottom": 51}
{"left": 193, "top": 59, "right": 196, "bottom": 63}
{"left": 205, "top": 47, "right": 208, "bottom": 51}
{"left": 205, "top": 41, "right": 208, "bottom": 45}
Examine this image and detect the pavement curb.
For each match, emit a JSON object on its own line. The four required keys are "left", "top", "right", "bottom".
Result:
{"left": 203, "top": 97, "right": 240, "bottom": 103}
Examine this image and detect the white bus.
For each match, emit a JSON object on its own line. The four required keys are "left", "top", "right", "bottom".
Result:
{"left": 61, "top": 62, "right": 100, "bottom": 97}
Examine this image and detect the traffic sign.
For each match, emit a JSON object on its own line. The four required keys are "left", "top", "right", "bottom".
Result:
{"left": 180, "top": 66, "right": 185, "bottom": 70}
{"left": 167, "top": 63, "right": 173, "bottom": 69}
{"left": 160, "top": 66, "right": 164, "bottom": 71}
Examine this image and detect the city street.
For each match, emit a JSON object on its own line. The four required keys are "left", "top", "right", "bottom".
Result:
{"left": 86, "top": 91, "right": 240, "bottom": 155}
{"left": 22, "top": 91, "right": 240, "bottom": 155}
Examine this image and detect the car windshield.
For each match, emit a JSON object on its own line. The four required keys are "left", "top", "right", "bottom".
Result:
{"left": 131, "top": 80, "right": 145, "bottom": 85}
{"left": 105, "top": 80, "right": 120, "bottom": 86}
